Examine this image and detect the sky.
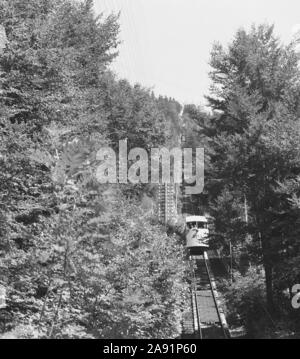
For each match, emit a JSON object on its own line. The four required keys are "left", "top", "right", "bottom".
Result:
{"left": 94, "top": 0, "right": 300, "bottom": 107}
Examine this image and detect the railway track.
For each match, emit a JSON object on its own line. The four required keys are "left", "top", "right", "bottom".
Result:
{"left": 186, "top": 252, "right": 230, "bottom": 339}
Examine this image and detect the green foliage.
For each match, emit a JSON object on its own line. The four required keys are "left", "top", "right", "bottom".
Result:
{"left": 199, "top": 24, "right": 300, "bottom": 315}
{"left": 105, "top": 79, "right": 169, "bottom": 150}
{"left": 224, "top": 268, "right": 271, "bottom": 337}
{"left": 0, "top": 0, "right": 188, "bottom": 339}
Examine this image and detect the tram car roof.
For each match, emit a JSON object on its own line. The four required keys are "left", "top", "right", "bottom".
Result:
{"left": 185, "top": 215, "right": 208, "bottom": 223}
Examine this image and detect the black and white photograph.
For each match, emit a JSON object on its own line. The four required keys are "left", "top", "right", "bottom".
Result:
{"left": 0, "top": 0, "right": 300, "bottom": 344}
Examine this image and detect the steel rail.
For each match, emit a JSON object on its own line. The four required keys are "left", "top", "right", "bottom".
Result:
{"left": 191, "top": 259, "right": 203, "bottom": 339}
{"left": 203, "top": 252, "right": 230, "bottom": 339}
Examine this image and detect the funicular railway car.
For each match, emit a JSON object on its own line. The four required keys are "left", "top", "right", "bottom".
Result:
{"left": 185, "top": 215, "right": 209, "bottom": 254}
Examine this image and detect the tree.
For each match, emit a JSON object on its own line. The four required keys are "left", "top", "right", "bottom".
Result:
{"left": 206, "top": 24, "right": 300, "bottom": 312}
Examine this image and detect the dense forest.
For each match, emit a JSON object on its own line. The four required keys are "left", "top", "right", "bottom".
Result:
{"left": 0, "top": 0, "right": 300, "bottom": 339}
{"left": 183, "top": 25, "right": 300, "bottom": 337}
{"left": 0, "top": 0, "right": 186, "bottom": 339}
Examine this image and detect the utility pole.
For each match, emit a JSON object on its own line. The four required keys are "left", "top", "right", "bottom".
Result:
{"left": 230, "top": 241, "right": 233, "bottom": 284}
{"left": 244, "top": 194, "right": 248, "bottom": 224}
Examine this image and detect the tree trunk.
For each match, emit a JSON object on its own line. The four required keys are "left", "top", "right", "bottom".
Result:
{"left": 244, "top": 194, "right": 248, "bottom": 224}
{"left": 264, "top": 261, "right": 274, "bottom": 313}
{"left": 260, "top": 231, "right": 275, "bottom": 313}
